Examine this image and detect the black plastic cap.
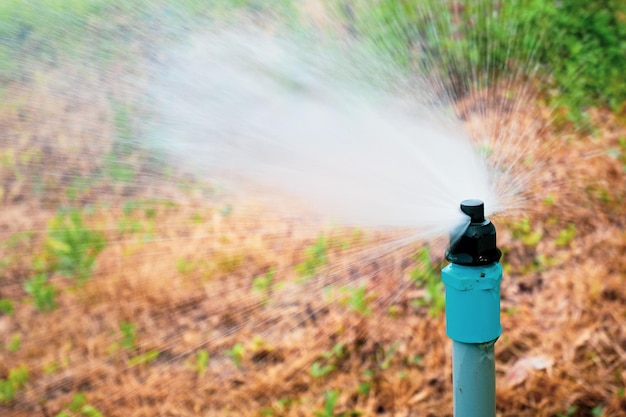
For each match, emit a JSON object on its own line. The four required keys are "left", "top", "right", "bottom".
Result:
{"left": 461, "top": 199, "right": 485, "bottom": 223}
{"left": 445, "top": 199, "right": 502, "bottom": 266}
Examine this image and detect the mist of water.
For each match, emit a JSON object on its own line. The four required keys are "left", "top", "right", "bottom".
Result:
{"left": 147, "top": 26, "right": 503, "bottom": 235}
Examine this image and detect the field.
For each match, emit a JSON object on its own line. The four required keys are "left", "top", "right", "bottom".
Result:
{"left": 0, "top": 1, "right": 625, "bottom": 416}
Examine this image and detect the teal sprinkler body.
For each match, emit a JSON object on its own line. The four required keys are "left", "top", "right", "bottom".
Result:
{"left": 442, "top": 200, "right": 502, "bottom": 417}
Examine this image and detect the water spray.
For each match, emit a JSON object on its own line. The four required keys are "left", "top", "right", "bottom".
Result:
{"left": 442, "top": 199, "right": 503, "bottom": 417}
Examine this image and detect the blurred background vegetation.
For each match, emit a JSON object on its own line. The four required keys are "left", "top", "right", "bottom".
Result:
{"left": 343, "top": 0, "right": 626, "bottom": 125}
{"left": 1, "top": 0, "right": 624, "bottom": 125}
{"left": 0, "top": 0, "right": 626, "bottom": 124}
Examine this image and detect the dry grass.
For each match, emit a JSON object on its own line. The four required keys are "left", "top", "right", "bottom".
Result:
{"left": 0, "top": 48, "right": 625, "bottom": 417}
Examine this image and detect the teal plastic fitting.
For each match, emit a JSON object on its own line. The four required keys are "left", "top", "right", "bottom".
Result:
{"left": 442, "top": 199, "right": 503, "bottom": 417}
{"left": 442, "top": 262, "right": 502, "bottom": 343}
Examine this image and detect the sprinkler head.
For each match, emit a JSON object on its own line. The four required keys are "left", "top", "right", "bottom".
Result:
{"left": 445, "top": 199, "right": 502, "bottom": 266}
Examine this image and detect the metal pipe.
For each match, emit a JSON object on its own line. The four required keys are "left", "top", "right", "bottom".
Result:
{"left": 442, "top": 199, "right": 503, "bottom": 417}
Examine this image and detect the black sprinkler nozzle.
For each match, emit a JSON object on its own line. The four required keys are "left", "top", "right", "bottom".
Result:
{"left": 445, "top": 199, "right": 501, "bottom": 266}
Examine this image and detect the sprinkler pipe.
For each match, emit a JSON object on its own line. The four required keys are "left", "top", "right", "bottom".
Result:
{"left": 442, "top": 199, "right": 502, "bottom": 417}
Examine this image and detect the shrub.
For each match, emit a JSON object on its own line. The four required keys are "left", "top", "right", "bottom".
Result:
{"left": 535, "top": 0, "right": 626, "bottom": 119}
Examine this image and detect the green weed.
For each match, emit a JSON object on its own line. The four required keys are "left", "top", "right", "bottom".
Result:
{"left": 176, "top": 258, "right": 197, "bottom": 275}
{"left": 106, "top": 157, "right": 136, "bottom": 184}
{"left": 296, "top": 235, "right": 328, "bottom": 280}
{"left": 45, "top": 209, "right": 106, "bottom": 283}
{"left": 0, "top": 298, "right": 14, "bottom": 315}
{"left": 116, "top": 201, "right": 159, "bottom": 241}
{"left": 119, "top": 320, "right": 137, "bottom": 350}
{"left": 0, "top": 365, "right": 29, "bottom": 404}
{"left": 0, "top": 231, "right": 36, "bottom": 272}
{"left": 592, "top": 405, "right": 604, "bottom": 416}
{"left": 55, "top": 392, "right": 104, "bottom": 417}
{"left": 24, "top": 273, "right": 57, "bottom": 312}
{"left": 43, "top": 361, "right": 60, "bottom": 375}
{"left": 555, "top": 223, "right": 576, "bottom": 247}
{"left": 511, "top": 217, "right": 543, "bottom": 247}
{"left": 311, "top": 343, "right": 346, "bottom": 379}
{"left": 409, "top": 248, "right": 445, "bottom": 316}
{"left": 110, "top": 320, "right": 160, "bottom": 366}
{"left": 557, "top": 405, "right": 579, "bottom": 417}
{"left": 108, "top": 320, "right": 138, "bottom": 355}
{"left": 7, "top": 333, "right": 21, "bottom": 352}
{"left": 226, "top": 343, "right": 245, "bottom": 368}
{"left": 186, "top": 349, "right": 210, "bottom": 376}
{"left": 378, "top": 341, "right": 400, "bottom": 370}
{"left": 310, "top": 362, "right": 335, "bottom": 379}
{"left": 357, "top": 378, "right": 371, "bottom": 396}
{"left": 323, "top": 343, "right": 345, "bottom": 360}
{"left": 543, "top": 194, "right": 556, "bottom": 206}
{"left": 337, "top": 285, "right": 372, "bottom": 316}
{"left": 252, "top": 267, "right": 276, "bottom": 305}
{"left": 314, "top": 389, "right": 340, "bottom": 417}
{"left": 117, "top": 217, "right": 145, "bottom": 235}
{"left": 406, "top": 354, "right": 423, "bottom": 366}
{"left": 314, "top": 389, "right": 361, "bottom": 417}
{"left": 127, "top": 349, "right": 160, "bottom": 367}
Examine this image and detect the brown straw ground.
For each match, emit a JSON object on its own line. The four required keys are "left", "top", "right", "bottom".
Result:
{"left": 0, "top": 64, "right": 625, "bottom": 417}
